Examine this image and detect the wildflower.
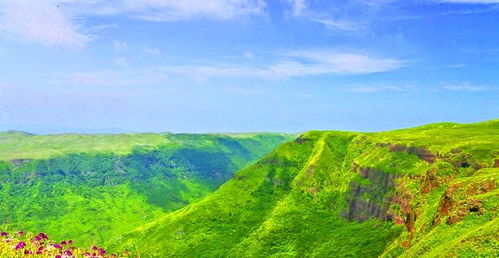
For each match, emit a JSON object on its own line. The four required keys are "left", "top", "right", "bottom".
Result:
{"left": 1, "top": 232, "right": 7, "bottom": 237}
{"left": 83, "top": 252, "right": 90, "bottom": 256}
{"left": 17, "top": 230, "right": 24, "bottom": 236}
{"left": 61, "top": 240, "right": 67, "bottom": 245}
{"left": 64, "top": 249, "right": 73, "bottom": 256}
{"left": 5, "top": 238, "right": 12, "bottom": 243}
{"left": 38, "top": 232, "right": 48, "bottom": 239}
{"left": 91, "top": 245, "right": 98, "bottom": 250}
{"left": 99, "top": 248, "right": 106, "bottom": 255}
{"left": 24, "top": 249, "right": 33, "bottom": 254}
{"left": 15, "top": 241, "right": 26, "bottom": 250}
{"left": 68, "top": 240, "right": 73, "bottom": 245}
{"left": 36, "top": 246, "right": 44, "bottom": 254}
{"left": 53, "top": 244, "right": 62, "bottom": 249}
{"left": 55, "top": 255, "right": 62, "bottom": 258}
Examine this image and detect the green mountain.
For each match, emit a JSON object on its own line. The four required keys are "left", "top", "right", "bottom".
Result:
{"left": 114, "top": 120, "right": 499, "bottom": 257}
{"left": 0, "top": 132, "right": 293, "bottom": 246}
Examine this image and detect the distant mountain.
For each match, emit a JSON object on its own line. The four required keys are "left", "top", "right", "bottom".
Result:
{"left": 0, "top": 132, "right": 294, "bottom": 246}
{"left": 113, "top": 120, "right": 499, "bottom": 257}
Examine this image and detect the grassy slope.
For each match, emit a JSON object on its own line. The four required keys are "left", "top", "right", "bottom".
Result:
{"left": 114, "top": 119, "right": 498, "bottom": 257}
{"left": 0, "top": 132, "right": 293, "bottom": 247}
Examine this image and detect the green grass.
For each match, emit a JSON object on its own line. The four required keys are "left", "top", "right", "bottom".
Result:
{"left": 112, "top": 119, "right": 498, "bottom": 257}
{"left": 0, "top": 132, "right": 293, "bottom": 246}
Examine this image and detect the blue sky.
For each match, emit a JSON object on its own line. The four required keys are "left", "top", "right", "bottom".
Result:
{"left": 0, "top": 0, "right": 498, "bottom": 133}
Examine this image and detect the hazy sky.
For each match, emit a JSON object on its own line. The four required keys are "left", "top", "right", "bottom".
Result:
{"left": 0, "top": 0, "right": 498, "bottom": 133}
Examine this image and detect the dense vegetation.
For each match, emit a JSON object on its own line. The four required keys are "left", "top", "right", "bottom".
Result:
{"left": 0, "top": 132, "right": 293, "bottom": 247}
{"left": 113, "top": 120, "right": 498, "bottom": 257}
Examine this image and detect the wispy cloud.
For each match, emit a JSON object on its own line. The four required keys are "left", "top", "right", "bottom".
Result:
{"left": 167, "top": 51, "right": 407, "bottom": 81}
{"left": 62, "top": 49, "right": 408, "bottom": 85}
{"left": 444, "top": 83, "right": 485, "bottom": 91}
{"left": 349, "top": 85, "right": 407, "bottom": 94}
{"left": 311, "top": 19, "right": 365, "bottom": 31}
{"left": 286, "top": 0, "right": 308, "bottom": 16}
{"left": 0, "top": 0, "right": 91, "bottom": 47}
{"left": 0, "top": 0, "right": 266, "bottom": 46}
{"left": 72, "top": 0, "right": 267, "bottom": 21}
{"left": 285, "top": 0, "right": 366, "bottom": 32}
{"left": 282, "top": 50, "right": 408, "bottom": 75}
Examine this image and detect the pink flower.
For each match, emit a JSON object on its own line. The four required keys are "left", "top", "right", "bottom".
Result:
{"left": 15, "top": 241, "right": 26, "bottom": 250}
{"left": 55, "top": 255, "right": 62, "bottom": 258}
{"left": 53, "top": 244, "right": 62, "bottom": 249}
{"left": 99, "top": 249, "right": 106, "bottom": 255}
{"left": 68, "top": 240, "right": 73, "bottom": 245}
{"left": 61, "top": 240, "right": 67, "bottom": 245}
{"left": 24, "top": 249, "right": 33, "bottom": 254}
{"left": 38, "top": 232, "right": 48, "bottom": 239}
{"left": 36, "top": 246, "right": 44, "bottom": 254}
{"left": 64, "top": 249, "right": 73, "bottom": 256}
{"left": 91, "top": 245, "right": 98, "bottom": 250}
{"left": 17, "top": 231, "right": 24, "bottom": 236}
{"left": 0, "top": 232, "right": 7, "bottom": 237}
{"left": 83, "top": 252, "right": 90, "bottom": 256}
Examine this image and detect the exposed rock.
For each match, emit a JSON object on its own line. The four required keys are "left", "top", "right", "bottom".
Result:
{"left": 342, "top": 167, "right": 400, "bottom": 222}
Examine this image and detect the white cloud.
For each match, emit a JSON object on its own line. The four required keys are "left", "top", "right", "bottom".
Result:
{"left": 287, "top": 0, "right": 308, "bottom": 16}
{"left": 61, "top": 49, "right": 407, "bottom": 85}
{"left": 0, "top": 0, "right": 266, "bottom": 46}
{"left": 312, "top": 19, "right": 365, "bottom": 31}
{"left": 349, "top": 85, "right": 406, "bottom": 94}
{"left": 444, "top": 83, "right": 485, "bottom": 91}
{"left": 72, "top": 0, "right": 267, "bottom": 21}
{"left": 153, "top": 50, "right": 406, "bottom": 81}
{"left": 0, "top": 0, "right": 91, "bottom": 47}
{"left": 282, "top": 50, "right": 408, "bottom": 75}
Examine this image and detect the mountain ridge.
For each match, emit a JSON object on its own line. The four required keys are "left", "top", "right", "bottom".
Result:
{"left": 112, "top": 119, "right": 498, "bottom": 257}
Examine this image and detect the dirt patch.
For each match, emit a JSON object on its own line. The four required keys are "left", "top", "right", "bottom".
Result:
{"left": 447, "top": 198, "right": 484, "bottom": 225}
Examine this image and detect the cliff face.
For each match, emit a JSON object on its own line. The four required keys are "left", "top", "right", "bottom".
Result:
{"left": 343, "top": 167, "right": 400, "bottom": 222}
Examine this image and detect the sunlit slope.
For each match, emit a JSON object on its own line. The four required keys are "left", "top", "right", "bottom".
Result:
{"left": 0, "top": 132, "right": 293, "bottom": 246}
{"left": 115, "top": 120, "right": 498, "bottom": 257}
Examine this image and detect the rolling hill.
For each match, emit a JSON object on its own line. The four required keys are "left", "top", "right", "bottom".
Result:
{"left": 0, "top": 132, "right": 293, "bottom": 246}
{"left": 113, "top": 120, "right": 499, "bottom": 257}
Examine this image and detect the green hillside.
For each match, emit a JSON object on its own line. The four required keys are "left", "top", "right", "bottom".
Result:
{"left": 113, "top": 120, "right": 499, "bottom": 257}
{"left": 0, "top": 132, "right": 293, "bottom": 246}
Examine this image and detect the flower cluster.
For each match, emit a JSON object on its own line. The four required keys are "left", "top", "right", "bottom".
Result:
{"left": 0, "top": 230, "right": 129, "bottom": 257}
